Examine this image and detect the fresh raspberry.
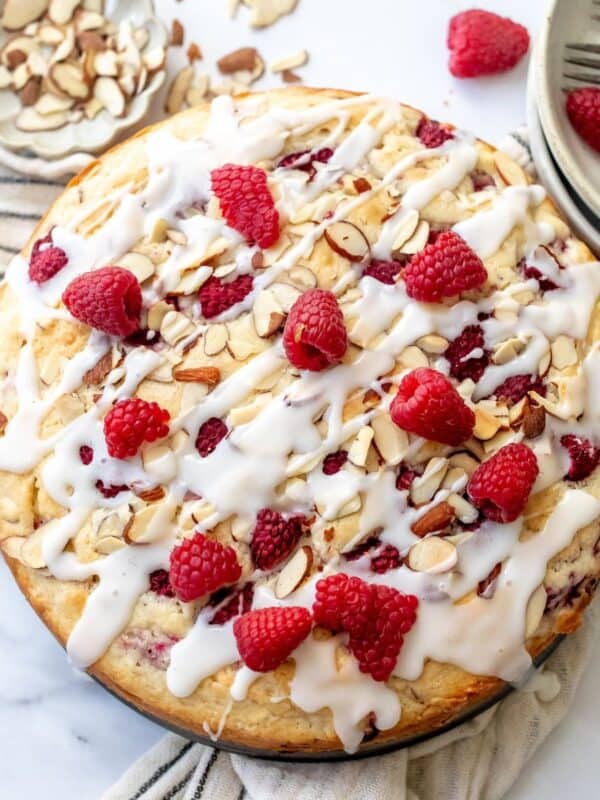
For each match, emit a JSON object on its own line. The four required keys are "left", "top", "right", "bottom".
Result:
{"left": 561, "top": 435, "right": 600, "bottom": 481}
{"left": 390, "top": 367, "right": 475, "bottom": 446}
{"left": 211, "top": 164, "right": 280, "bottom": 248}
{"left": 250, "top": 508, "right": 305, "bottom": 571}
{"left": 322, "top": 449, "right": 348, "bottom": 475}
{"left": 403, "top": 230, "right": 486, "bottom": 303}
{"left": 370, "top": 544, "right": 402, "bottom": 574}
{"left": 104, "top": 398, "right": 170, "bottom": 459}
{"left": 195, "top": 417, "right": 228, "bottom": 457}
{"left": 169, "top": 532, "right": 242, "bottom": 603}
{"left": 494, "top": 374, "right": 546, "bottom": 404}
{"left": 468, "top": 443, "right": 538, "bottom": 523}
{"left": 209, "top": 584, "right": 254, "bottom": 626}
{"left": 348, "top": 584, "right": 418, "bottom": 682}
{"left": 278, "top": 147, "right": 333, "bottom": 179}
{"left": 396, "top": 466, "right": 418, "bottom": 491}
{"left": 283, "top": 288, "right": 348, "bottom": 371}
{"left": 28, "top": 231, "right": 68, "bottom": 284}
{"left": 313, "top": 573, "right": 374, "bottom": 636}
{"left": 447, "top": 10, "right": 530, "bottom": 79}
{"left": 79, "top": 445, "right": 93, "bottom": 465}
{"left": 95, "top": 480, "right": 128, "bottom": 498}
{"left": 445, "top": 325, "right": 489, "bottom": 383}
{"left": 198, "top": 274, "right": 253, "bottom": 319}
{"left": 234, "top": 606, "right": 313, "bottom": 671}
{"left": 566, "top": 88, "right": 600, "bottom": 153}
{"left": 470, "top": 170, "right": 495, "bottom": 191}
{"left": 363, "top": 259, "right": 403, "bottom": 285}
{"left": 519, "top": 259, "right": 559, "bottom": 292}
{"left": 62, "top": 266, "right": 142, "bottom": 336}
{"left": 149, "top": 569, "right": 175, "bottom": 598}
{"left": 416, "top": 118, "right": 454, "bottom": 149}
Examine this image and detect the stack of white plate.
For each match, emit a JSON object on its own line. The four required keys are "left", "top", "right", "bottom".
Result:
{"left": 529, "top": 0, "right": 600, "bottom": 253}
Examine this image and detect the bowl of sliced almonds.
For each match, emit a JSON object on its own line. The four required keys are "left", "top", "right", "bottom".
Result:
{"left": 0, "top": 0, "right": 167, "bottom": 160}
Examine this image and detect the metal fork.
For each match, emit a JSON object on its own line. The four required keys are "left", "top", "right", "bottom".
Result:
{"left": 564, "top": 0, "right": 600, "bottom": 86}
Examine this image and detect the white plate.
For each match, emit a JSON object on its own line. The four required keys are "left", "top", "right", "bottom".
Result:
{"left": 535, "top": 0, "right": 600, "bottom": 221}
{"left": 527, "top": 42, "right": 600, "bottom": 254}
{"left": 0, "top": 0, "right": 166, "bottom": 161}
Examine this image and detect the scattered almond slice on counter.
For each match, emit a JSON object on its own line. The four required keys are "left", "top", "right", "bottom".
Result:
{"left": 270, "top": 49, "right": 308, "bottom": 73}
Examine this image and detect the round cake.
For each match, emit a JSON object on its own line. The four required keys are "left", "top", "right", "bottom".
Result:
{"left": 2, "top": 87, "right": 600, "bottom": 757}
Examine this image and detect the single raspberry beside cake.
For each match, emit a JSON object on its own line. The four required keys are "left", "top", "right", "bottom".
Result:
{"left": 468, "top": 443, "right": 538, "bottom": 523}
{"left": 169, "top": 532, "right": 242, "bottom": 603}
{"left": 104, "top": 398, "right": 170, "bottom": 459}
{"left": 390, "top": 367, "right": 475, "bottom": 446}
{"left": 62, "top": 266, "right": 142, "bottom": 336}
{"left": 233, "top": 606, "right": 313, "bottom": 671}
{"left": 448, "top": 9, "right": 530, "bottom": 79}
{"left": 283, "top": 288, "right": 348, "bottom": 371}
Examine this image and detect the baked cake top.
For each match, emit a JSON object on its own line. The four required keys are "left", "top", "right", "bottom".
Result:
{"left": 2, "top": 88, "right": 600, "bottom": 753}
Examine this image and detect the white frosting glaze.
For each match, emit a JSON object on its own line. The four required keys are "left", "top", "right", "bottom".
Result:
{"left": 4, "top": 93, "right": 600, "bottom": 753}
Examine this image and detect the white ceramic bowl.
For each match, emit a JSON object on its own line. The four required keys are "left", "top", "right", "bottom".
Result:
{"left": 0, "top": 0, "right": 166, "bottom": 160}
{"left": 535, "top": 0, "right": 600, "bottom": 221}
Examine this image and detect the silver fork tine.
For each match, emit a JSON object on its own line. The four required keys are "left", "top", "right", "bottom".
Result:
{"left": 563, "top": 71, "right": 600, "bottom": 86}
{"left": 566, "top": 43, "right": 600, "bottom": 54}
{"left": 564, "top": 55, "right": 600, "bottom": 69}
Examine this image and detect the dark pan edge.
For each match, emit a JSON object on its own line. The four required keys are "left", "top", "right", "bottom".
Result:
{"left": 89, "top": 635, "right": 564, "bottom": 762}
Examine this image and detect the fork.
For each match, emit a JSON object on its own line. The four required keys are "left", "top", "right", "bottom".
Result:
{"left": 563, "top": 0, "right": 600, "bottom": 86}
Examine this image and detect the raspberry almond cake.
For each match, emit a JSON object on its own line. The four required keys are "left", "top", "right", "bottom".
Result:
{"left": 2, "top": 88, "right": 600, "bottom": 756}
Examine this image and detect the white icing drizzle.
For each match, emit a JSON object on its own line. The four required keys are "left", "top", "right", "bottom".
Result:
{"left": 4, "top": 92, "right": 600, "bottom": 753}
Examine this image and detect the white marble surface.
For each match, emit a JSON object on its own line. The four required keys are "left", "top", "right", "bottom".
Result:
{"left": 2, "top": 1, "right": 600, "bottom": 798}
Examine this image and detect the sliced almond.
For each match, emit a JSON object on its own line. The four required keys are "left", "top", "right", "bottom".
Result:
{"left": 165, "top": 64, "right": 193, "bottom": 114}
{"left": 77, "top": 30, "right": 105, "bottom": 51}
{"left": 49, "top": 0, "right": 79, "bottom": 25}
{"left": 347, "top": 426, "right": 374, "bottom": 467}
{"left": 390, "top": 208, "right": 420, "bottom": 252}
{"left": 125, "top": 504, "right": 163, "bottom": 544}
{"left": 147, "top": 300, "right": 172, "bottom": 332}
{"left": 204, "top": 323, "right": 229, "bottom": 356}
{"left": 94, "top": 76, "right": 125, "bottom": 116}
{"left": 119, "top": 252, "right": 155, "bottom": 283}
{"left": 37, "top": 24, "right": 64, "bottom": 44}
{"left": 408, "top": 536, "right": 457, "bottom": 574}
{"left": 551, "top": 335, "right": 577, "bottom": 370}
{"left": 76, "top": 9, "right": 104, "bottom": 30}
{"left": 34, "top": 91, "right": 74, "bottom": 115}
{"left": 170, "top": 18, "right": 184, "bottom": 46}
{"left": 448, "top": 451, "right": 479, "bottom": 476}
{"left": 0, "top": 66, "right": 11, "bottom": 89}
{"left": 399, "top": 345, "right": 429, "bottom": 369}
{"left": 143, "top": 47, "right": 165, "bottom": 72}
{"left": 252, "top": 289, "right": 284, "bottom": 338}
{"left": 16, "top": 106, "right": 69, "bottom": 131}
{"left": 473, "top": 406, "right": 503, "bottom": 441}
{"left": 173, "top": 267, "right": 211, "bottom": 295}
{"left": 83, "top": 350, "right": 113, "bottom": 385}
{"left": 20, "top": 529, "right": 47, "bottom": 569}
{"left": 270, "top": 48, "right": 308, "bottom": 73}
{"left": 399, "top": 219, "right": 429, "bottom": 255}
{"left": 186, "top": 76, "right": 209, "bottom": 106}
{"left": 51, "top": 24, "right": 75, "bottom": 63}
{"left": 13, "top": 63, "right": 32, "bottom": 90}
{"left": 269, "top": 282, "right": 301, "bottom": 313}
{"left": 538, "top": 349, "right": 551, "bottom": 377}
{"left": 166, "top": 228, "right": 187, "bottom": 246}
{"left": 94, "top": 49, "right": 118, "bottom": 76}
{"left": 287, "top": 265, "right": 317, "bottom": 289}
{"left": 371, "top": 413, "right": 408, "bottom": 465}
{"left": 410, "top": 457, "right": 449, "bottom": 505}
{"left": 521, "top": 400, "right": 545, "bottom": 439}
{"left": 410, "top": 501, "right": 455, "bottom": 537}
{"left": 492, "top": 337, "right": 525, "bottom": 366}
{"left": 494, "top": 150, "right": 527, "bottom": 187}
{"left": 525, "top": 584, "right": 547, "bottom": 638}
{"left": 6, "top": 48, "right": 28, "bottom": 69}
{"left": 84, "top": 96, "right": 102, "bottom": 119}
{"left": 324, "top": 221, "right": 371, "bottom": 263}
{"left": 217, "top": 46, "right": 259, "bottom": 73}
{"left": 275, "top": 545, "right": 313, "bottom": 599}
{"left": 160, "top": 310, "right": 196, "bottom": 347}
{"left": 2, "top": 0, "right": 49, "bottom": 31}
{"left": 96, "top": 536, "right": 126, "bottom": 555}
{"left": 20, "top": 77, "right": 41, "bottom": 106}
{"left": 446, "top": 493, "right": 478, "bottom": 524}
{"left": 173, "top": 366, "right": 220, "bottom": 385}
{"left": 50, "top": 61, "right": 89, "bottom": 99}
{"left": 416, "top": 334, "right": 448, "bottom": 355}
